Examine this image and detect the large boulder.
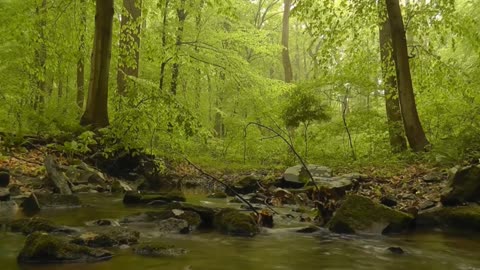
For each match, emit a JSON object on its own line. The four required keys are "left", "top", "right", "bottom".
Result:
{"left": 123, "top": 191, "right": 186, "bottom": 205}
{"left": 283, "top": 165, "right": 332, "bottom": 188}
{"left": 121, "top": 209, "right": 201, "bottom": 232}
{"left": 21, "top": 192, "right": 81, "bottom": 215}
{"left": 10, "top": 217, "right": 60, "bottom": 235}
{"left": 17, "top": 232, "right": 112, "bottom": 264}
{"left": 416, "top": 205, "right": 480, "bottom": 232}
{"left": 134, "top": 242, "right": 187, "bottom": 257}
{"left": 213, "top": 208, "right": 258, "bottom": 236}
{"left": 166, "top": 202, "right": 216, "bottom": 228}
{"left": 71, "top": 227, "right": 140, "bottom": 248}
{"left": 441, "top": 165, "right": 480, "bottom": 206}
{"left": 0, "top": 170, "right": 10, "bottom": 187}
{"left": 225, "top": 176, "right": 259, "bottom": 196}
{"left": 327, "top": 195, "right": 413, "bottom": 234}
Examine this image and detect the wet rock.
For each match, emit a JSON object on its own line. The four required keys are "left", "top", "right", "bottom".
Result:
{"left": 327, "top": 195, "right": 413, "bottom": 234}
{"left": 380, "top": 196, "right": 397, "bottom": 207}
{"left": 441, "top": 165, "right": 480, "bottom": 206}
{"left": 416, "top": 205, "right": 480, "bottom": 231}
{"left": 123, "top": 191, "right": 186, "bottom": 205}
{"left": 85, "top": 219, "right": 120, "bottom": 227}
{"left": 21, "top": 192, "right": 81, "bottom": 215}
{"left": 225, "top": 176, "right": 259, "bottom": 196}
{"left": 207, "top": 192, "right": 227, "bottom": 199}
{"left": 122, "top": 209, "right": 201, "bottom": 229}
{"left": 72, "top": 228, "right": 139, "bottom": 248}
{"left": 0, "top": 200, "right": 18, "bottom": 221}
{"left": 419, "top": 200, "right": 437, "bottom": 211}
{"left": 296, "top": 226, "right": 320, "bottom": 233}
{"left": 167, "top": 202, "right": 216, "bottom": 228}
{"left": 0, "top": 188, "right": 10, "bottom": 201}
{"left": 17, "top": 232, "right": 112, "bottom": 264}
{"left": 387, "top": 247, "right": 405, "bottom": 255}
{"left": 10, "top": 217, "right": 60, "bottom": 235}
{"left": 157, "top": 218, "right": 190, "bottom": 233}
{"left": 45, "top": 155, "right": 72, "bottom": 195}
{"left": 213, "top": 208, "right": 258, "bottom": 237}
{"left": 0, "top": 170, "right": 10, "bottom": 187}
{"left": 71, "top": 184, "right": 91, "bottom": 193}
{"left": 111, "top": 179, "right": 133, "bottom": 193}
{"left": 134, "top": 242, "right": 187, "bottom": 257}
{"left": 282, "top": 165, "right": 332, "bottom": 188}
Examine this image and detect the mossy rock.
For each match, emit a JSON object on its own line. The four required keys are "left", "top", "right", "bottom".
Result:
{"left": 10, "top": 217, "right": 59, "bottom": 235}
{"left": 123, "top": 191, "right": 186, "bottom": 205}
{"left": 134, "top": 242, "right": 187, "bottom": 257}
{"left": 213, "top": 208, "right": 258, "bottom": 237}
{"left": 71, "top": 227, "right": 140, "bottom": 248}
{"left": 327, "top": 195, "right": 413, "bottom": 234}
{"left": 441, "top": 165, "right": 480, "bottom": 206}
{"left": 122, "top": 209, "right": 201, "bottom": 228}
{"left": 416, "top": 205, "right": 480, "bottom": 232}
{"left": 17, "top": 232, "right": 112, "bottom": 264}
{"left": 21, "top": 192, "right": 81, "bottom": 215}
{"left": 225, "top": 176, "right": 259, "bottom": 196}
{"left": 167, "top": 202, "right": 216, "bottom": 228}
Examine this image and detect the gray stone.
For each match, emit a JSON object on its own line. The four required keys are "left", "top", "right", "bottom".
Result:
{"left": 441, "top": 165, "right": 480, "bottom": 206}
{"left": 0, "top": 188, "right": 10, "bottom": 201}
{"left": 283, "top": 165, "right": 333, "bottom": 188}
{"left": 134, "top": 243, "right": 187, "bottom": 257}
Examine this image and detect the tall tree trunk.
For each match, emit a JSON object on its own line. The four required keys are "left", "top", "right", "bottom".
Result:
{"left": 170, "top": 0, "right": 187, "bottom": 95}
{"left": 159, "top": 0, "right": 170, "bottom": 90}
{"left": 80, "top": 0, "right": 114, "bottom": 129}
{"left": 386, "top": 0, "right": 429, "bottom": 152}
{"left": 378, "top": 2, "right": 407, "bottom": 153}
{"left": 76, "top": 0, "right": 86, "bottom": 109}
{"left": 117, "top": 0, "right": 142, "bottom": 96}
{"left": 34, "top": 0, "right": 47, "bottom": 111}
{"left": 281, "top": 0, "right": 293, "bottom": 83}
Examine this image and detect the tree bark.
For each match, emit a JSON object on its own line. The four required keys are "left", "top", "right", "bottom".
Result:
{"left": 386, "top": 0, "right": 429, "bottom": 152}
{"left": 281, "top": 0, "right": 293, "bottom": 83}
{"left": 117, "top": 0, "right": 142, "bottom": 96}
{"left": 33, "top": 0, "right": 47, "bottom": 111}
{"left": 170, "top": 0, "right": 188, "bottom": 95}
{"left": 76, "top": 0, "right": 86, "bottom": 109}
{"left": 159, "top": 0, "right": 170, "bottom": 91}
{"left": 80, "top": 0, "right": 114, "bottom": 129}
{"left": 378, "top": 2, "right": 407, "bottom": 153}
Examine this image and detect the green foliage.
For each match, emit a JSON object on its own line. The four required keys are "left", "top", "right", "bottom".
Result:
{"left": 282, "top": 86, "right": 330, "bottom": 128}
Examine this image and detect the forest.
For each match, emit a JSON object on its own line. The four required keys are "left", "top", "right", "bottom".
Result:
{"left": 0, "top": 0, "right": 480, "bottom": 269}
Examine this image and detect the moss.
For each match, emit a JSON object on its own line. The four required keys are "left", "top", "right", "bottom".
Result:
{"left": 167, "top": 202, "right": 216, "bottom": 228}
{"left": 207, "top": 192, "right": 228, "bottom": 199}
{"left": 71, "top": 228, "right": 139, "bottom": 248}
{"left": 327, "top": 195, "right": 413, "bottom": 234}
{"left": 213, "top": 208, "right": 258, "bottom": 237}
{"left": 18, "top": 232, "right": 112, "bottom": 263}
{"left": 123, "top": 209, "right": 201, "bottom": 227}
{"left": 10, "top": 218, "right": 59, "bottom": 235}
{"left": 416, "top": 205, "right": 480, "bottom": 231}
{"left": 441, "top": 165, "right": 480, "bottom": 205}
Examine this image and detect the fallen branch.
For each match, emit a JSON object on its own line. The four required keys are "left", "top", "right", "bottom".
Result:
{"left": 184, "top": 157, "right": 259, "bottom": 215}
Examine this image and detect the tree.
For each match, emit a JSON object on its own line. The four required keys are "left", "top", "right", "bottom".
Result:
{"left": 170, "top": 0, "right": 188, "bottom": 95}
{"left": 33, "top": 0, "right": 47, "bottom": 111}
{"left": 80, "top": 0, "right": 114, "bottom": 129}
{"left": 117, "top": 0, "right": 142, "bottom": 96}
{"left": 281, "top": 0, "right": 293, "bottom": 83}
{"left": 378, "top": 2, "right": 407, "bottom": 153}
{"left": 386, "top": 0, "right": 429, "bottom": 152}
{"left": 76, "top": 0, "right": 87, "bottom": 108}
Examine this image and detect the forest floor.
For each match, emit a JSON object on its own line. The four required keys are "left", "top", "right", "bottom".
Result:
{"left": 0, "top": 146, "right": 450, "bottom": 215}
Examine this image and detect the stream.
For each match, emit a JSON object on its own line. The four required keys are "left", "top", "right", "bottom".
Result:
{"left": 1, "top": 193, "right": 480, "bottom": 270}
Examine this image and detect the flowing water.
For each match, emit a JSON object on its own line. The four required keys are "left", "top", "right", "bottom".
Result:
{"left": 1, "top": 193, "right": 480, "bottom": 270}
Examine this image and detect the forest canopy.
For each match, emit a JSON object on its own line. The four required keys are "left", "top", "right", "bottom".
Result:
{"left": 1, "top": 0, "right": 479, "bottom": 169}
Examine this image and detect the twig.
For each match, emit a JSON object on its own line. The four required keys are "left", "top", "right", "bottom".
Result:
{"left": 184, "top": 158, "right": 259, "bottom": 215}
{"left": 8, "top": 153, "right": 43, "bottom": 166}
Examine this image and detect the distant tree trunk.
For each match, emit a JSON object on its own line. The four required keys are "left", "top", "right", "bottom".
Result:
{"left": 117, "top": 0, "right": 142, "bottom": 96}
{"left": 281, "top": 0, "right": 293, "bottom": 83}
{"left": 159, "top": 0, "right": 170, "bottom": 91}
{"left": 33, "top": 0, "right": 47, "bottom": 111}
{"left": 170, "top": 0, "right": 187, "bottom": 95}
{"left": 378, "top": 2, "right": 407, "bottom": 153}
{"left": 80, "top": 0, "right": 114, "bottom": 129}
{"left": 76, "top": 0, "right": 86, "bottom": 109}
{"left": 386, "top": 0, "right": 429, "bottom": 152}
